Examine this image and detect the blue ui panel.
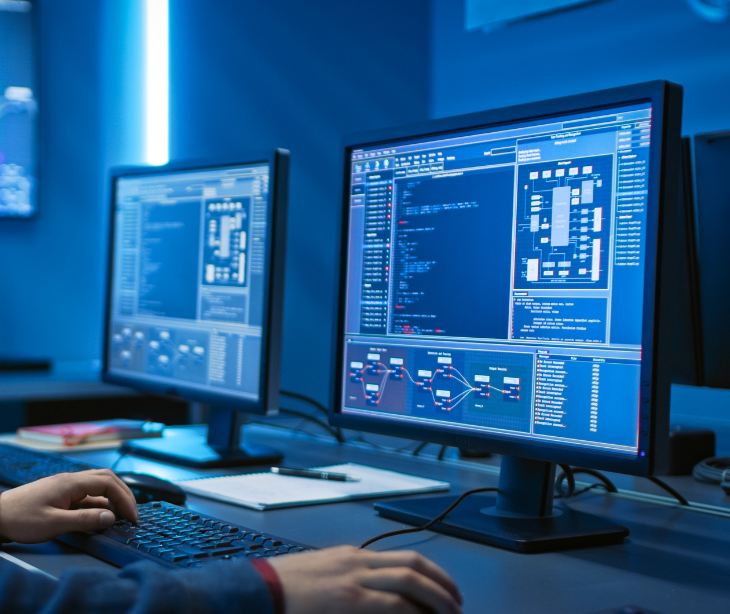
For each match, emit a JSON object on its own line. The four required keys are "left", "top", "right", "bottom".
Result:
{"left": 0, "top": 0, "right": 37, "bottom": 217}
{"left": 342, "top": 103, "right": 652, "bottom": 456}
{"left": 108, "top": 164, "right": 270, "bottom": 401}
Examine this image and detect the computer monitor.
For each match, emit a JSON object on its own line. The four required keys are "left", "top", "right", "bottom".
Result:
{"left": 104, "top": 150, "right": 290, "bottom": 468}
{"left": 331, "top": 81, "right": 683, "bottom": 552}
{"left": 691, "top": 130, "right": 730, "bottom": 389}
{"left": 669, "top": 137, "right": 703, "bottom": 386}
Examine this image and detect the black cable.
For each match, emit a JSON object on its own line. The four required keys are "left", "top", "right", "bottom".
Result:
{"left": 359, "top": 487, "right": 498, "bottom": 549}
{"left": 555, "top": 466, "right": 617, "bottom": 499}
{"left": 693, "top": 456, "right": 730, "bottom": 484}
{"left": 555, "top": 463, "right": 576, "bottom": 498}
{"left": 569, "top": 468, "right": 618, "bottom": 493}
{"left": 412, "top": 442, "right": 429, "bottom": 457}
{"left": 348, "top": 435, "right": 419, "bottom": 454}
{"left": 278, "top": 390, "right": 345, "bottom": 442}
{"left": 569, "top": 483, "right": 608, "bottom": 497}
{"left": 648, "top": 476, "right": 690, "bottom": 506}
{"left": 277, "top": 408, "right": 346, "bottom": 443}
{"left": 437, "top": 445, "right": 448, "bottom": 461}
{"left": 279, "top": 389, "right": 329, "bottom": 418}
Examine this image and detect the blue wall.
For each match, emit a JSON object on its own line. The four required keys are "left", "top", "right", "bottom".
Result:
{"left": 0, "top": 0, "right": 105, "bottom": 372}
{"left": 430, "top": 0, "right": 730, "bottom": 432}
{"left": 168, "top": 0, "right": 430, "bottom": 405}
{"left": 3, "top": 0, "right": 727, "bottom": 427}
{"left": 431, "top": 0, "right": 730, "bottom": 134}
{"left": 0, "top": 0, "right": 429, "bottom": 409}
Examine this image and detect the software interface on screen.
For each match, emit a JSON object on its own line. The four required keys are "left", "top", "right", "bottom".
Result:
{"left": 0, "top": 0, "right": 37, "bottom": 217}
{"left": 342, "top": 102, "right": 653, "bottom": 455}
{"left": 108, "top": 163, "right": 271, "bottom": 401}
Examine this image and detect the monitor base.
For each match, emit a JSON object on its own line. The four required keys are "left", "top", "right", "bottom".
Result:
{"left": 120, "top": 434, "right": 283, "bottom": 469}
{"left": 374, "top": 493, "right": 629, "bottom": 553}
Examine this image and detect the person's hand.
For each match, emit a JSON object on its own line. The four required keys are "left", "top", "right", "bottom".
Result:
{"left": 0, "top": 469, "right": 138, "bottom": 544}
{"left": 268, "top": 545, "right": 462, "bottom": 614}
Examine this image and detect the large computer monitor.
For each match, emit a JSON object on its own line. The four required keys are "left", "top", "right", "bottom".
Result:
{"left": 331, "top": 82, "right": 682, "bottom": 552}
{"left": 104, "top": 150, "right": 289, "bottom": 468}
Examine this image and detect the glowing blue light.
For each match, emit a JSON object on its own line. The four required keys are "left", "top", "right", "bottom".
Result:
{"left": 144, "top": 0, "right": 168, "bottom": 165}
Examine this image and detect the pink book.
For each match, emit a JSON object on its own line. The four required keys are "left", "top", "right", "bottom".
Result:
{"left": 17, "top": 420, "right": 164, "bottom": 446}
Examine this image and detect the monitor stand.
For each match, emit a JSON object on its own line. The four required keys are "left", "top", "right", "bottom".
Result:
{"left": 374, "top": 456, "right": 629, "bottom": 553}
{"left": 120, "top": 408, "right": 283, "bottom": 469}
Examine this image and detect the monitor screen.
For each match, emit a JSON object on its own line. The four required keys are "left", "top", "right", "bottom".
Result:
{"left": 107, "top": 162, "right": 272, "bottom": 404}
{"left": 339, "top": 100, "right": 655, "bottom": 458}
{"left": 0, "top": 0, "right": 37, "bottom": 218}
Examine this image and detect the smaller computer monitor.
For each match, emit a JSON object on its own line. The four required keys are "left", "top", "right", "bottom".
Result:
{"left": 104, "top": 150, "right": 289, "bottom": 468}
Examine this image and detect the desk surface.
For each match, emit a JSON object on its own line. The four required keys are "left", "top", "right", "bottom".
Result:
{"left": 6, "top": 424, "right": 730, "bottom": 614}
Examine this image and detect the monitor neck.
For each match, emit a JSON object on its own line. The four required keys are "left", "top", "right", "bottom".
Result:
{"left": 491, "top": 456, "right": 557, "bottom": 518}
{"left": 207, "top": 407, "right": 248, "bottom": 450}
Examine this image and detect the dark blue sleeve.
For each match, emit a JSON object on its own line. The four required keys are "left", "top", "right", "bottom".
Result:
{"left": 0, "top": 558, "right": 274, "bottom": 614}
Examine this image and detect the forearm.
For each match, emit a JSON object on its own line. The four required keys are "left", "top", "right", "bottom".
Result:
{"left": 0, "top": 558, "right": 275, "bottom": 614}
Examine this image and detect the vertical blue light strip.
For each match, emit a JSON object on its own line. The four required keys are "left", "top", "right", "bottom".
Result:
{"left": 145, "top": 0, "right": 168, "bottom": 165}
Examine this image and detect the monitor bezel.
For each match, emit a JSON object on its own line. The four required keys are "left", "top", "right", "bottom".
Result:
{"left": 102, "top": 149, "right": 290, "bottom": 417}
{"left": 330, "top": 81, "right": 682, "bottom": 476}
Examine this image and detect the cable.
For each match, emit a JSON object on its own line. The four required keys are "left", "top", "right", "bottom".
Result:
{"left": 359, "top": 487, "right": 498, "bottom": 549}
{"left": 276, "top": 408, "right": 346, "bottom": 443}
{"left": 348, "top": 435, "right": 420, "bottom": 454}
{"left": 555, "top": 464, "right": 576, "bottom": 498}
{"left": 412, "top": 442, "right": 429, "bottom": 457}
{"left": 693, "top": 457, "right": 730, "bottom": 484}
{"left": 555, "top": 466, "right": 617, "bottom": 499}
{"left": 569, "top": 468, "right": 618, "bottom": 493}
{"left": 556, "top": 466, "right": 690, "bottom": 506}
{"left": 278, "top": 390, "right": 346, "bottom": 442}
{"left": 647, "top": 476, "right": 690, "bottom": 506}
{"left": 279, "top": 390, "right": 329, "bottom": 418}
{"left": 437, "top": 445, "right": 448, "bottom": 461}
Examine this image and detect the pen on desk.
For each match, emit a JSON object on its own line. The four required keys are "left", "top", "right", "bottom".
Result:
{"left": 270, "top": 467, "right": 361, "bottom": 482}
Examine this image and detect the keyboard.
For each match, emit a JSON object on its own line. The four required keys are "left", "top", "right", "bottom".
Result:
{"left": 0, "top": 443, "right": 315, "bottom": 567}
{"left": 0, "top": 443, "right": 96, "bottom": 487}
{"left": 57, "top": 501, "right": 317, "bottom": 568}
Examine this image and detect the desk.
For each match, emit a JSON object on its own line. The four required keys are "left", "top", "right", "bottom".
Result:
{"left": 5, "top": 424, "right": 730, "bottom": 614}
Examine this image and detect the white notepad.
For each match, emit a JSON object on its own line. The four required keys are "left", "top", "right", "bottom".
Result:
{"left": 175, "top": 463, "right": 450, "bottom": 510}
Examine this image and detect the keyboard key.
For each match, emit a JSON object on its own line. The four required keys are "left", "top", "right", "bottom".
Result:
{"left": 211, "top": 547, "right": 247, "bottom": 557}
{"left": 178, "top": 559, "right": 204, "bottom": 567}
{"left": 161, "top": 552, "right": 189, "bottom": 563}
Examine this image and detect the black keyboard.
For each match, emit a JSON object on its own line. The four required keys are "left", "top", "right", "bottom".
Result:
{"left": 57, "top": 501, "right": 317, "bottom": 568}
{"left": 0, "top": 443, "right": 96, "bottom": 486}
{"left": 0, "top": 444, "right": 315, "bottom": 567}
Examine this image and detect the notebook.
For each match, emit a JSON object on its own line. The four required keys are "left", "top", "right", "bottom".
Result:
{"left": 175, "top": 463, "right": 450, "bottom": 510}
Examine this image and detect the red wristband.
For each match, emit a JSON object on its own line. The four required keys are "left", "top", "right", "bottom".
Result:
{"left": 251, "top": 557, "right": 285, "bottom": 614}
